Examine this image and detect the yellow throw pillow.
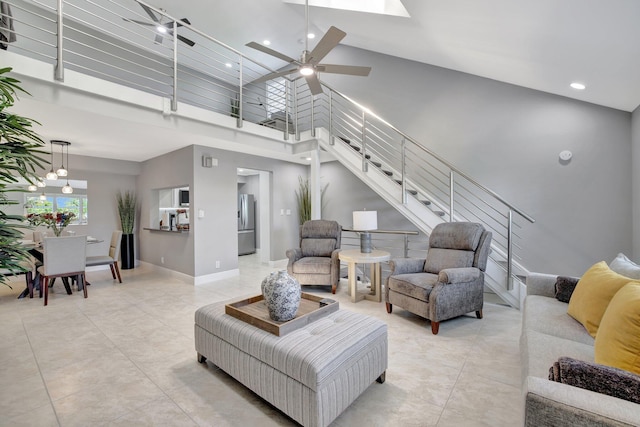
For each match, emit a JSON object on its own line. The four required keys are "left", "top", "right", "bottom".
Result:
{"left": 594, "top": 282, "right": 640, "bottom": 375}
{"left": 567, "top": 261, "right": 637, "bottom": 337}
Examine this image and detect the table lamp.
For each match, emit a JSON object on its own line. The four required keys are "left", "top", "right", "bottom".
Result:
{"left": 353, "top": 210, "right": 378, "bottom": 253}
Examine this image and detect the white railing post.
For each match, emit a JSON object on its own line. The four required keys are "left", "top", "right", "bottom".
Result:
{"left": 310, "top": 94, "right": 316, "bottom": 138}
{"left": 449, "top": 171, "right": 455, "bottom": 222}
{"left": 361, "top": 111, "right": 368, "bottom": 172}
{"left": 171, "top": 19, "right": 178, "bottom": 112}
{"left": 328, "top": 91, "right": 334, "bottom": 145}
{"left": 54, "top": 0, "right": 64, "bottom": 81}
{"left": 507, "top": 209, "right": 513, "bottom": 290}
{"left": 237, "top": 56, "right": 243, "bottom": 128}
{"left": 294, "top": 80, "right": 300, "bottom": 141}
{"left": 284, "top": 80, "right": 290, "bottom": 141}
{"left": 401, "top": 138, "right": 407, "bottom": 204}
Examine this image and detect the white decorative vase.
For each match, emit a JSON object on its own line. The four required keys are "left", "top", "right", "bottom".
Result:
{"left": 261, "top": 270, "right": 301, "bottom": 321}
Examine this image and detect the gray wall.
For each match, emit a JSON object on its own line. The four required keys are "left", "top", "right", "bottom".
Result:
{"left": 20, "top": 154, "right": 139, "bottom": 258}
{"left": 633, "top": 106, "right": 640, "bottom": 259}
{"left": 138, "top": 146, "right": 195, "bottom": 275}
{"left": 137, "top": 143, "right": 307, "bottom": 278}
{"left": 319, "top": 45, "right": 633, "bottom": 276}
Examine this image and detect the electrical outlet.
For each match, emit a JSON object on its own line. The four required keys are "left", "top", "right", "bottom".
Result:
{"left": 215, "top": 260, "right": 220, "bottom": 268}
{"left": 161, "top": 256, "right": 165, "bottom": 264}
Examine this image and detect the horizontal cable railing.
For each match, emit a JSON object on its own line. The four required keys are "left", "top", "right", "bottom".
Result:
{"left": 4, "top": 0, "right": 535, "bottom": 295}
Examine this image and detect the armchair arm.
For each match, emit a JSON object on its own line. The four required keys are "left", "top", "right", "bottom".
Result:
{"left": 285, "top": 248, "right": 302, "bottom": 275}
{"left": 526, "top": 272, "right": 566, "bottom": 298}
{"left": 389, "top": 258, "right": 426, "bottom": 275}
{"left": 438, "top": 267, "right": 480, "bottom": 284}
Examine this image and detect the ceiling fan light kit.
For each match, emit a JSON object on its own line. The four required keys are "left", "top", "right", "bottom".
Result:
{"left": 123, "top": 1, "right": 196, "bottom": 47}
{"left": 245, "top": 0, "right": 371, "bottom": 95}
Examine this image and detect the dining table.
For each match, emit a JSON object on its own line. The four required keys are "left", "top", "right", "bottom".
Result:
{"left": 17, "top": 236, "right": 103, "bottom": 299}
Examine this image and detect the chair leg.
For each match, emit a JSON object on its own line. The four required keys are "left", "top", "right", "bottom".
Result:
{"left": 331, "top": 283, "right": 336, "bottom": 294}
{"left": 109, "top": 264, "right": 116, "bottom": 280}
{"left": 113, "top": 262, "right": 122, "bottom": 283}
{"left": 80, "top": 274, "right": 87, "bottom": 299}
{"left": 26, "top": 272, "right": 34, "bottom": 298}
{"left": 43, "top": 276, "right": 49, "bottom": 306}
{"left": 431, "top": 321, "right": 440, "bottom": 335}
{"left": 476, "top": 309, "right": 483, "bottom": 319}
{"left": 385, "top": 302, "right": 392, "bottom": 313}
{"left": 61, "top": 277, "right": 72, "bottom": 295}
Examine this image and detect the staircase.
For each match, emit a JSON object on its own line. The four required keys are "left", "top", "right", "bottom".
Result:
{"left": 4, "top": 0, "right": 535, "bottom": 308}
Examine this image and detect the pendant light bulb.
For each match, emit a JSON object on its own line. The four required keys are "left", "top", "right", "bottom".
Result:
{"left": 39, "top": 192, "right": 47, "bottom": 201}
{"left": 47, "top": 141, "right": 58, "bottom": 180}
{"left": 56, "top": 142, "right": 67, "bottom": 177}
{"left": 36, "top": 178, "right": 46, "bottom": 188}
{"left": 27, "top": 184, "right": 38, "bottom": 192}
{"left": 62, "top": 181, "right": 73, "bottom": 194}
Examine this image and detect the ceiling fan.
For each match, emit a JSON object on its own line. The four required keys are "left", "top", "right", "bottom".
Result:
{"left": 123, "top": 2, "right": 195, "bottom": 47}
{"left": 245, "top": 0, "right": 371, "bottom": 95}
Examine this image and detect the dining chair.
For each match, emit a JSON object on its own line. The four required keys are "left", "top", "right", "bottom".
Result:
{"left": 86, "top": 230, "right": 123, "bottom": 283}
{"left": 38, "top": 235, "right": 87, "bottom": 306}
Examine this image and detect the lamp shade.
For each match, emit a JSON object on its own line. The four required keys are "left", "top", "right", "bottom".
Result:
{"left": 353, "top": 210, "right": 377, "bottom": 231}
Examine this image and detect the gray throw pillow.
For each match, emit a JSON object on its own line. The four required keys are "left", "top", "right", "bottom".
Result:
{"left": 549, "top": 357, "right": 640, "bottom": 404}
{"left": 609, "top": 253, "right": 640, "bottom": 279}
{"left": 554, "top": 276, "right": 580, "bottom": 303}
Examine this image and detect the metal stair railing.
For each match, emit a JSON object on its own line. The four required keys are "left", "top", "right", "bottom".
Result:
{"left": 4, "top": 0, "right": 535, "bottom": 292}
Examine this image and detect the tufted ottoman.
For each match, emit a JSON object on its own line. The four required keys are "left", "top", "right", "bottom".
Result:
{"left": 195, "top": 302, "right": 388, "bottom": 427}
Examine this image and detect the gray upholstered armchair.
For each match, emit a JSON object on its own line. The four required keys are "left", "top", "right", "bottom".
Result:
{"left": 286, "top": 220, "right": 342, "bottom": 294}
{"left": 385, "top": 222, "right": 492, "bottom": 334}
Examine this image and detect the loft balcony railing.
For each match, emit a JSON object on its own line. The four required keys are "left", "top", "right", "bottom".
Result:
{"left": 2, "top": 0, "right": 535, "bottom": 292}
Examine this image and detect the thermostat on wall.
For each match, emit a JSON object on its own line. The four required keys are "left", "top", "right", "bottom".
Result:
{"left": 559, "top": 150, "right": 572, "bottom": 161}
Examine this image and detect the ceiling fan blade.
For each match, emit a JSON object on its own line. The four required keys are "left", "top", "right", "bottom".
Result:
{"left": 138, "top": 2, "right": 161, "bottom": 23}
{"left": 316, "top": 64, "right": 371, "bottom": 76}
{"left": 122, "top": 18, "right": 155, "bottom": 26}
{"left": 308, "top": 26, "right": 346, "bottom": 64}
{"left": 179, "top": 18, "right": 191, "bottom": 26}
{"left": 305, "top": 73, "right": 323, "bottom": 96}
{"left": 246, "top": 41, "right": 298, "bottom": 64}
{"left": 251, "top": 68, "right": 298, "bottom": 85}
{"left": 177, "top": 34, "right": 196, "bottom": 47}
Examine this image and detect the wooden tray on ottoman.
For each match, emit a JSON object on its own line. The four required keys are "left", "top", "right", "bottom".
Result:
{"left": 225, "top": 292, "right": 339, "bottom": 336}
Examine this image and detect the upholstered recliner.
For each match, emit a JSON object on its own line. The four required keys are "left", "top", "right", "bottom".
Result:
{"left": 385, "top": 222, "right": 492, "bottom": 334}
{"left": 286, "top": 220, "right": 342, "bottom": 293}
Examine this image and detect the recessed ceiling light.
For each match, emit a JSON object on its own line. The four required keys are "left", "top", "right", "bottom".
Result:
{"left": 263, "top": 40, "right": 271, "bottom": 46}
{"left": 225, "top": 63, "right": 232, "bottom": 68}
{"left": 307, "top": 33, "right": 315, "bottom": 39}
{"left": 157, "top": 26, "right": 167, "bottom": 34}
{"left": 570, "top": 82, "right": 586, "bottom": 90}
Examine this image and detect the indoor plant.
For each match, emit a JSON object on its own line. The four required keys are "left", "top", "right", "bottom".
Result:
{"left": 295, "top": 176, "right": 328, "bottom": 225}
{"left": 116, "top": 190, "right": 137, "bottom": 269}
{"left": 0, "top": 67, "right": 47, "bottom": 287}
{"left": 27, "top": 211, "right": 75, "bottom": 236}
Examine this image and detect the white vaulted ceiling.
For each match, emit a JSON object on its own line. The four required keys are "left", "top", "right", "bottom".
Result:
{"left": 156, "top": 0, "right": 640, "bottom": 112}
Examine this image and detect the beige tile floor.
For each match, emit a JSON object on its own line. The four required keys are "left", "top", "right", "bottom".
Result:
{"left": 0, "top": 255, "right": 523, "bottom": 426}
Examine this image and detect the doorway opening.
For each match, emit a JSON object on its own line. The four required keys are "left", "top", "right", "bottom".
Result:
{"left": 237, "top": 168, "right": 272, "bottom": 264}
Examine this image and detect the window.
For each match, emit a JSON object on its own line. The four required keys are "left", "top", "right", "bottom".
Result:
{"left": 25, "top": 194, "right": 88, "bottom": 225}
{"left": 266, "top": 77, "right": 286, "bottom": 116}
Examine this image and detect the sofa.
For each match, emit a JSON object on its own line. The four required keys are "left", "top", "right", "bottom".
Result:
{"left": 521, "top": 271, "right": 640, "bottom": 426}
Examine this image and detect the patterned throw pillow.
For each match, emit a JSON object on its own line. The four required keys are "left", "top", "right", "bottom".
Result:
{"left": 554, "top": 276, "right": 580, "bottom": 303}
{"left": 549, "top": 356, "right": 640, "bottom": 404}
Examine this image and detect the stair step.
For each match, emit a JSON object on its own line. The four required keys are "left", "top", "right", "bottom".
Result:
{"left": 420, "top": 199, "right": 431, "bottom": 205}
{"left": 382, "top": 170, "right": 393, "bottom": 177}
{"left": 434, "top": 210, "right": 445, "bottom": 217}
{"left": 365, "top": 154, "right": 371, "bottom": 160}
{"left": 408, "top": 189, "right": 418, "bottom": 196}
{"left": 349, "top": 145, "right": 361, "bottom": 152}
{"left": 371, "top": 161, "right": 382, "bottom": 168}
{"left": 337, "top": 136, "right": 350, "bottom": 144}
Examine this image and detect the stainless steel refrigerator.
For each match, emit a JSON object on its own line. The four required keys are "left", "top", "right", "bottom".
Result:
{"left": 238, "top": 193, "right": 256, "bottom": 255}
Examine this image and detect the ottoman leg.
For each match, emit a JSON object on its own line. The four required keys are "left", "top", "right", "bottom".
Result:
{"left": 376, "top": 371, "right": 386, "bottom": 384}
{"left": 197, "top": 352, "right": 207, "bottom": 364}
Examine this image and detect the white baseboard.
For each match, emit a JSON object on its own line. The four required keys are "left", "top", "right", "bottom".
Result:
{"left": 136, "top": 261, "right": 240, "bottom": 285}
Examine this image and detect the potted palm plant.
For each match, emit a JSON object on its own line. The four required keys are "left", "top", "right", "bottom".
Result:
{"left": 116, "top": 190, "right": 137, "bottom": 269}
{"left": 0, "top": 67, "right": 47, "bottom": 287}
